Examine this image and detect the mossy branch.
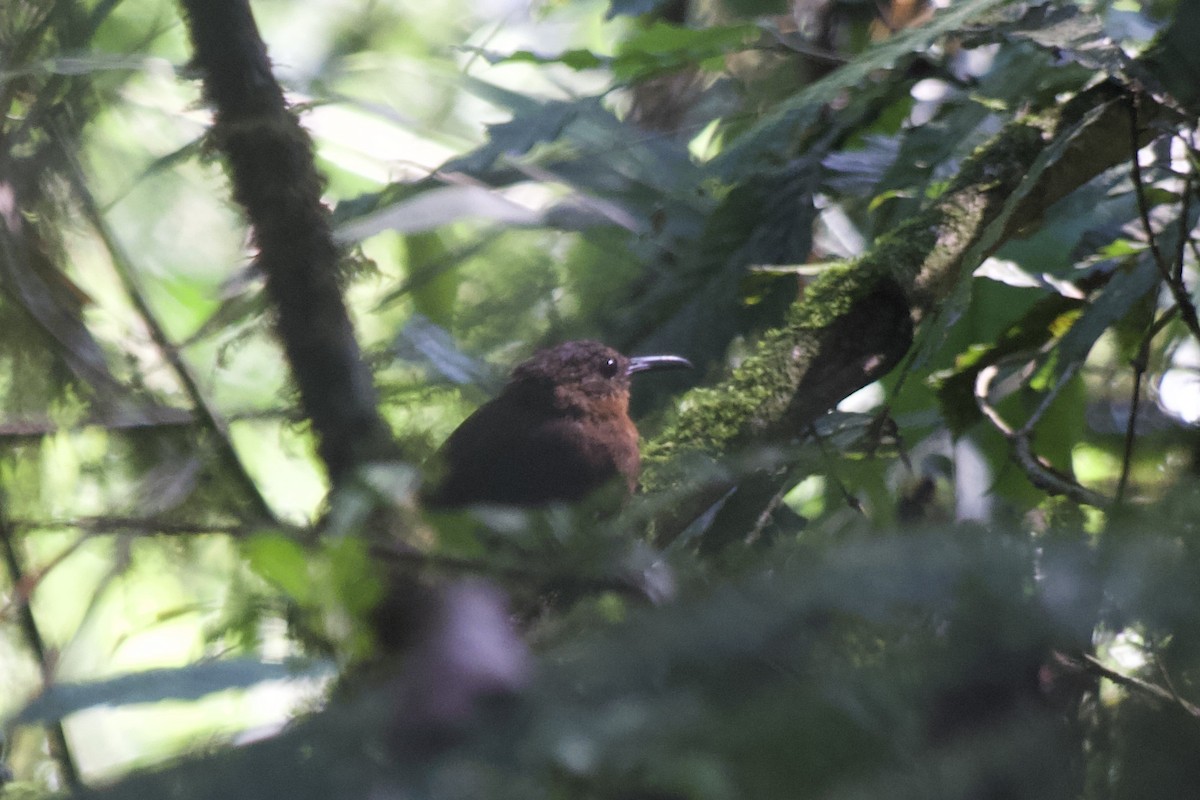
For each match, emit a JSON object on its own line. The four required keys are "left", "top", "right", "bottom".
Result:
{"left": 644, "top": 81, "right": 1180, "bottom": 546}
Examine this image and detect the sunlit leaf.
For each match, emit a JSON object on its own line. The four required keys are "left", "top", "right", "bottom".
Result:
{"left": 13, "top": 659, "right": 334, "bottom": 723}
{"left": 405, "top": 232, "right": 459, "bottom": 327}
{"left": 335, "top": 185, "right": 542, "bottom": 242}
{"left": 244, "top": 532, "right": 313, "bottom": 604}
{"left": 611, "top": 22, "right": 759, "bottom": 82}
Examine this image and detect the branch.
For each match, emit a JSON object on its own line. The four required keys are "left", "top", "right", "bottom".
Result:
{"left": 55, "top": 139, "right": 278, "bottom": 524}
{"left": 6, "top": 515, "right": 273, "bottom": 537}
{"left": 0, "top": 407, "right": 296, "bottom": 441}
{"left": 178, "top": 0, "right": 398, "bottom": 486}
{"left": 0, "top": 531, "right": 92, "bottom": 625}
{"left": 645, "top": 81, "right": 1178, "bottom": 544}
{"left": 368, "top": 542, "right": 658, "bottom": 602}
{"left": 1117, "top": 305, "right": 1178, "bottom": 503}
{"left": 974, "top": 362, "right": 1110, "bottom": 509}
{"left": 1068, "top": 652, "right": 1200, "bottom": 719}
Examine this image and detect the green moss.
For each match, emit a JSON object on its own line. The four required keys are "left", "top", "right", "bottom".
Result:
{"left": 642, "top": 92, "right": 1146, "bottom": 496}
{"left": 642, "top": 259, "right": 904, "bottom": 491}
{"left": 643, "top": 208, "right": 950, "bottom": 492}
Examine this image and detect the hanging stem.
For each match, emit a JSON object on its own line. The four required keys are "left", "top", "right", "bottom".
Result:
{"left": 0, "top": 497, "right": 81, "bottom": 791}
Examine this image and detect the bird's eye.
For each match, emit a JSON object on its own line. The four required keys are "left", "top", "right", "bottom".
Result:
{"left": 600, "top": 357, "right": 620, "bottom": 378}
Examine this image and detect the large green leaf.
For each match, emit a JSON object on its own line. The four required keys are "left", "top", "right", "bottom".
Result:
{"left": 1141, "top": 0, "right": 1200, "bottom": 115}
{"left": 712, "top": 0, "right": 1017, "bottom": 179}
{"left": 476, "top": 22, "right": 759, "bottom": 84}
{"left": 14, "top": 659, "right": 334, "bottom": 723}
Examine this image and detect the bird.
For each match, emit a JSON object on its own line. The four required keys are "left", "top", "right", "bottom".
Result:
{"left": 423, "top": 340, "right": 692, "bottom": 508}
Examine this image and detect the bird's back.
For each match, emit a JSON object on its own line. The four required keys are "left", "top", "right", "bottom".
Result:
{"left": 422, "top": 340, "right": 689, "bottom": 509}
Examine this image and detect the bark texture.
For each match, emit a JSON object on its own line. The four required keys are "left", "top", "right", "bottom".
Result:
{"left": 179, "top": 0, "right": 397, "bottom": 485}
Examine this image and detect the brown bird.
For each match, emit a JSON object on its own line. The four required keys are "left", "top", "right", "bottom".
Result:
{"left": 424, "top": 340, "right": 691, "bottom": 508}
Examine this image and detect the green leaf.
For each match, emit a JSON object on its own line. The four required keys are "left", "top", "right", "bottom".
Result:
{"left": 484, "top": 23, "right": 760, "bottom": 83}
{"left": 336, "top": 185, "right": 542, "bottom": 242}
{"left": 612, "top": 22, "right": 759, "bottom": 82}
{"left": 963, "top": 4, "right": 1130, "bottom": 78}
{"left": 1098, "top": 238, "right": 1144, "bottom": 258}
{"left": 327, "top": 537, "right": 383, "bottom": 619}
{"left": 932, "top": 290, "right": 1085, "bottom": 435}
{"left": 13, "top": 659, "right": 334, "bottom": 723}
{"left": 394, "top": 315, "right": 500, "bottom": 390}
{"left": 606, "top": 0, "right": 670, "bottom": 18}
{"left": 443, "top": 93, "right": 585, "bottom": 177}
{"left": 1141, "top": 1, "right": 1200, "bottom": 116}
{"left": 909, "top": 99, "right": 1116, "bottom": 376}
{"left": 1058, "top": 196, "right": 1200, "bottom": 366}
{"left": 1056, "top": 257, "right": 1159, "bottom": 365}
{"left": 244, "top": 532, "right": 313, "bottom": 604}
{"left": 713, "top": 0, "right": 1015, "bottom": 179}
{"left": 474, "top": 47, "right": 609, "bottom": 72}
{"left": 406, "top": 232, "right": 460, "bottom": 327}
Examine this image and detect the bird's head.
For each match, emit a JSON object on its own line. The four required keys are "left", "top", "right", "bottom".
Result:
{"left": 509, "top": 340, "right": 692, "bottom": 411}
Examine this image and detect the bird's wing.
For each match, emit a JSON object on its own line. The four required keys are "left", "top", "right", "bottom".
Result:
{"left": 426, "top": 403, "right": 623, "bottom": 507}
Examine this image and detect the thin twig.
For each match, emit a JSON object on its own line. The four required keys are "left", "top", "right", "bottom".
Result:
{"left": 0, "top": 495, "right": 82, "bottom": 791}
{"left": 1129, "top": 94, "right": 1200, "bottom": 340}
{"left": 975, "top": 362, "right": 1110, "bottom": 508}
{"left": 1, "top": 519, "right": 290, "bottom": 627}
{"left": 0, "top": 0, "right": 123, "bottom": 155}
{"left": 1117, "top": 354, "right": 1147, "bottom": 506}
{"left": 1152, "top": 652, "right": 1194, "bottom": 716}
{"left": 1117, "top": 305, "right": 1178, "bottom": 503}
{"left": 0, "top": 531, "right": 92, "bottom": 622}
{"left": 1173, "top": 167, "right": 1193, "bottom": 285}
{"left": 369, "top": 542, "right": 655, "bottom": 600}
{"left": 1078, "top": 653, "right": 1200, "bottom": 719}
{"left": 1015, "top": 361, "right": 1080, "bottom": 437}
{"left": 974, "top": 363, "right": 1017, "bottom": 436}
{"left": 807, "top": 424, "right": 864, "bottom": 515}
{"left": 54, "top": 134, "right": 279, "bottom": 525}
{"left": 0, "top": 407, "right": 298, "bottom": 441}
{"left": 6, "top": 515, "right": 279, "bottom": 537}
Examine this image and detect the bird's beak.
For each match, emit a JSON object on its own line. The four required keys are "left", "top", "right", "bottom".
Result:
{"left": 626, "top": 354, "right": 693, "bottom": 375}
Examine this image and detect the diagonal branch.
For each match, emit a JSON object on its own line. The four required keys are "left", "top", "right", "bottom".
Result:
{"left": 55, "top": 136, "right": 278, "bottom": 524}
{"left": 974, "top": 361, "right": 1109, "bottom": 509}
{"left": 645, "top": 81, "right": 1180, "bottom": 546}
{"left": 0, "top": 496, "right": 81, "bottom": 790}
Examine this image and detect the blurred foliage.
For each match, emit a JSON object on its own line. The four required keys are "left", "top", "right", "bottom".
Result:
{"left": 2, "top": 0, "right": 1200, "bottom": 797}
